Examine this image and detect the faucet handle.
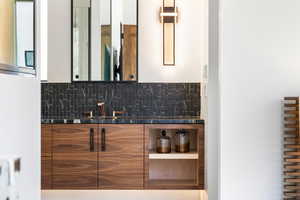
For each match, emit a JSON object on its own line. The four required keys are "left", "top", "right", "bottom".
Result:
{"left": 112, "top": 110, "right": 127, "bottom": 119}
{"left": 83, "top": 111, "right": 94, "bottom": 119}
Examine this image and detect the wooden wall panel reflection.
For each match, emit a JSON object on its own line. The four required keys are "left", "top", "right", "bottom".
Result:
{"left": 0, "top": 0, "right": 15, "bottom": 64}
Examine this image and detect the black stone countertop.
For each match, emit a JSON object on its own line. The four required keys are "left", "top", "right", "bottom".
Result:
{"left": 41, "top": 116, "right": 204, "bottom": 124}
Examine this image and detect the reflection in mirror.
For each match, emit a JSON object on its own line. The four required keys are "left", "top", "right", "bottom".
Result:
{"left": 112, "top": 0, "right": 137, "bottom": 81}
{"left": 72, "top": 0, "right": 91, "bottom": 81}
{"left": 72, "top": 0, "right": 137, "bottom": 82}
{"left": 0, "top": 0, "right": 35, "bottom": 75}
{"left": 91, "top": 0, "right": 111, "bottom": 81}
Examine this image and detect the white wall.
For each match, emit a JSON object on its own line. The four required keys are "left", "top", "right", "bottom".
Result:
{"left": 47, "top": 0, "right": 71, "bottom": 82}
{"left": 100, "top": 0, "right": 110, "bottom": 25}
{"left": 218, "top": 0, "right": 300, "bottom": 199}
{"left": 122, "top": 0, "right": 137, "bottom": 24}
{"left": 206, "top": 0, "right": 220, "bottom": 199}
{"left": 91, "top": 0, "right": 101, "bottom": 81}
{"left": 0, "top": 75, "right": 40, "bottom": 200}
{"left": 138, "top": 0, "right": 206, "bottom": 83}
{"left": 0, "top": 2, "right": 41, "bottom": 200}
{"left": 111, "top": 0, "right": 122, "bottom": 54}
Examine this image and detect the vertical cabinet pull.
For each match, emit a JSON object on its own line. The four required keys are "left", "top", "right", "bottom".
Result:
{"left": 101, "top": 128, "right": 106, "bottom": 152}
{"left": 89, "top": 128, "right": 95, "bottom": 152}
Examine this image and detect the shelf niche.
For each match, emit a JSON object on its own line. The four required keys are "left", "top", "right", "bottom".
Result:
{"left": 145, "top": 125, "right": 204, "bottom": 189}
{"left": 148, "top": 159, "right": 198, "bottom": 187}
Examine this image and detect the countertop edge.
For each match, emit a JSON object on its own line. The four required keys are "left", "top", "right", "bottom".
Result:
{"left": 41, "top": 119, "right": 205, "bottom": 125}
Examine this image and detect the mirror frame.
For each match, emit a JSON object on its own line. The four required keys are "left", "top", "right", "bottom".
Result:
{"left": 0, "top": 0, "right": 36, "bottom": 77}
{"left": 71, "top": 0, "right": 139, "bottom": 83}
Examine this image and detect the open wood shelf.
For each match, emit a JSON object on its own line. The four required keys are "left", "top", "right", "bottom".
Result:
{"left": 144, "top": 124, "right": 204, "bottom": 190}
{"left": 149, "top": 150, "right": 199, "bottom": 160}
{"left": 149, "top": 179, "right": 196, "bottom": 185}
{"left": 148, "top": 179, "right": 197, "bottom": 186}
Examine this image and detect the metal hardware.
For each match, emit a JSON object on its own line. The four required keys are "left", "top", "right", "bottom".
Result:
{"left": 97, "top": 102, "right": 106, "bottom": 117}
{"left": 159, "top": 2, "right": 179, "bottom": 23}
{"left": 89, "top": 128, "right": 94, "bottom": 152}
{"left": 160, "top": 0, "right": 179, "bottom": 66}
{"left": 14, "top": 159, "right": 21, "bottom": 172}
{"left": 84, "top": 111, "right": 94, "bottom": 119}
{"left": 112, "top": 111, "right": 126, "bottom": 120}
{"left": 101, "top": 128, "right": 106, "bottom": 152}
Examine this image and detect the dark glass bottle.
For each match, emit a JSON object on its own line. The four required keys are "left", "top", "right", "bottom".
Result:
{"left": 156, "top": 130, "right": 171, "bottom": 153}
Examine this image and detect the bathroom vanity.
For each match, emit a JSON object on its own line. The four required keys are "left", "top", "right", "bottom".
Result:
{"left": 41, "top": 119, "right": 204, "bottom": 190}
{"left": 41, "top": 0, "right": 205, "bottom": 192}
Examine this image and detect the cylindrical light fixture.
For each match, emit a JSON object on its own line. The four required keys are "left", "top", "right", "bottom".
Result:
{"left": 160, "top": 0, "right": 178, "bottom": 66}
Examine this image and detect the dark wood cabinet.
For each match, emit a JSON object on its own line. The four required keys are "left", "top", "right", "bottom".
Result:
{"left": 52, "top": 125, "right": 98, "bottom": 189}
{"left": 42, "top": 125, "right": 52, "bottom": 157}
{"left": 41, "top": 152, "right": 52, "bottom": 189}
{"left": 52, "top": 125, "right": 98, "bottom": 153}
{"left": 52, "top": 152, "right": 98, "bottom": 189}
{"left": 41, "top": 125, "right": 52, "bottom": 189}
{"left": 98, "top": 125, "right": 144, "bottom": 189}
{"left": 41, "top": 123, "right": 204, "bottom": 190}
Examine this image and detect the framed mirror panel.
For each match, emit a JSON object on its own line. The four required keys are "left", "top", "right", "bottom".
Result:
{"left": 0, "top": 0, "right": 36, "bottom": 76}
{"left": 72, "top": 0, "right": 138, "bottom": 82}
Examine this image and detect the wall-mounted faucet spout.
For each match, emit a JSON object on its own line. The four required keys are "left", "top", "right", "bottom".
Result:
{"left": 97, "top": 102, "right": 106, "bottom": 117}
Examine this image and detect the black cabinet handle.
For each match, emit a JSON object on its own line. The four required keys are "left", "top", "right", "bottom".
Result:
{"left": 89, "top": 128, "right": 94, "bottom": 152}
{"left": 101, "top": 128, "right": 106, "bottom": 152}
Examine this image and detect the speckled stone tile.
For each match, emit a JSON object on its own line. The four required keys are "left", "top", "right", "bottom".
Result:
{"left": 41, "top": 83, "right": 201, "bottom": 119}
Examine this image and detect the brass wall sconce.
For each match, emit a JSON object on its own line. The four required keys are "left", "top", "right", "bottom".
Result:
{"left": 160, "top": 0, "right": 179, "bottom": 66}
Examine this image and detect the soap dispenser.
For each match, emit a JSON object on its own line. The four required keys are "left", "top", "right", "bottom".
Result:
{"left": 175, "top": 129, "right": 190, "bottom": 153}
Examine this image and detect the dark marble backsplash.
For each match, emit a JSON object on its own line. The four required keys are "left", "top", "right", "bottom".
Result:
{"left": 41, "top": 83, "right": 201, "bottom": 119}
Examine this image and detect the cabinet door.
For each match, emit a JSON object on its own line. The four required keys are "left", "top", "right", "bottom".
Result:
{"left": 98, "top": 125, "right": 144, "bottom": 189}
{"left": 42, "top": 125, "right": 52, "bottom": 157}
{"left": 52, "top": 124, "right": 98, "bottom": 189}
{"left": 41, "top": 157, "right": 52, "bottom": 189}
{"left": 41, "top": 125, "right": 52, "bottom": 189}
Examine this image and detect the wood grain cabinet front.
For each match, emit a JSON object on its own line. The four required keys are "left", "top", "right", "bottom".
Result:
{"left": 41, "top": 123, "right": 204, "bottom": 190}
{"left": 42, "top": 125, "right": 52, "bottom": 157}
{"left": 41, "top": 125, "right": 52, "bottom": 189}
{"left": 41, "top": 156, "right": 52, "bottom": 189}
{"left": 98, "top": 125, "right": 144, "bottom": 189}
{"left": 52, "top": 124, "right": 98, "bottom": 189}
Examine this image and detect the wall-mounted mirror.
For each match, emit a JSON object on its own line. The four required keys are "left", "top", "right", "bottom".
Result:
{"left": 72, "top": 0, "right": 138, "bottom": 82}
{"left": 0, "top": 0, "right": 35, "bottom": 76}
